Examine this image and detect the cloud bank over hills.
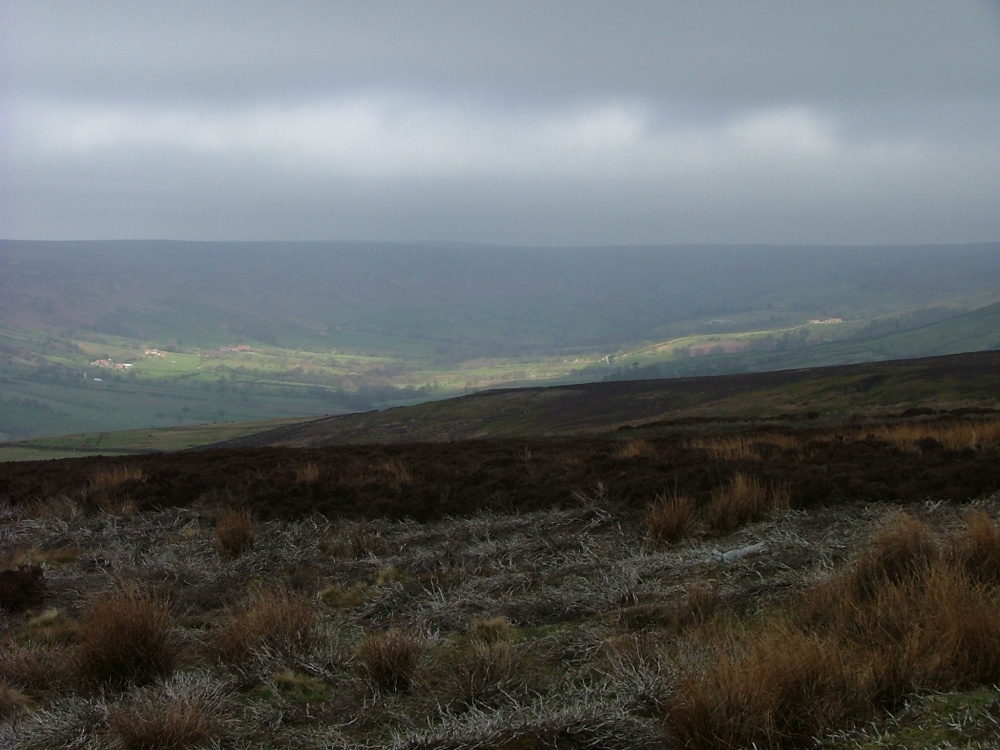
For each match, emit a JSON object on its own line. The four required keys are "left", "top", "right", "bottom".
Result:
{"left": 3, "top": 1, "right": 999, "bottom": 245}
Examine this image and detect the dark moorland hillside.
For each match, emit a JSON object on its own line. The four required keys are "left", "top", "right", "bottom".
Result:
{"left": 3, "top": 350, "right": 1000, "bottom": 747}
{"left": 215, "top": 350, "right": 1000, "bottom": 447}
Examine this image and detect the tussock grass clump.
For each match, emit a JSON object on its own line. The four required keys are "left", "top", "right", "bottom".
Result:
{"left": 88, "top": 464, "right": 147, "bottom": 493}
{"left": 76, "top": 586, "right": 178, "bottom": 690}
{"left": 703, "top": 473, "right": 789, "bottom": 534}
{"left": 674, "top": 583, "right": 723, "bottom": 630}
{"left": 663, "top": 513, "right": 1000, "bottom": 750}
{"left": 441, "top": 640, "right": 532, "bottom": 709}
{"left": 0, "top": 679, "right": 34, "bottom": 720}
{"left": 948, "top": 508, "right": 1000, "bottom": 587}
{"left": 355, "top": 629, "right": 422, "bottom": 694}
{"left": 843, "top": 511, "right": 939, "bottom": 601}
{"left": 379, "top": 458, "right": 416, "bottom": 489}
{"left": 469, "top": 616, "right": 518, "bottom": 644}
{"left": 612, "top": 438, "right": 657, "bottom": 460}
{"left": 665, "top": 511, "right": 1000, "bottom": 748}
{"left": 107, "top": 674, "right": 230, "bottom": 750}
{"left": 0, "top": 643, "right": 76, "bottom": 699}
{"left": 645, "top": 492, "right": 697, "bottom": 544}
{"left": 906, "top": 563, "right": 1000, "bottom": 689}
{"left": 687, "top": 434, "right": 761, "bottom": 461}
{"left": 345, "top": 521, "right": 381, "bottom": 558}
{"left": 214, "top": 507, "right": 256, "bottom": 559}
{"left": 665, "top": 626, "right": 868, "bottom": 750}
{"left": 209, "top": 587, "right": 317, "bottom": 666}
{"left": 294, "top": 461, "right": 321, "bottom": 484}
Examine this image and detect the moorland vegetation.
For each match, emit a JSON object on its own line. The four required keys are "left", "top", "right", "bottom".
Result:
{"left": 3, "top": 399, "right": 1000, "bottom": 747}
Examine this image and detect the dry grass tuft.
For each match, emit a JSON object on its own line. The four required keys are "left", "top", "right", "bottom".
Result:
{"left": 345, "top": 522, "right": 381, "bottom": 558}
{"left": 702, "top": 473, "right": 789, "bottom": 534}
{"left": 214, "top": 507, "right": 256, "bottom": 559}
{"left": 106, "top": 675, "right": 230, "bottom": 750}
{"left": 687, "top": 434, "right": 761, "bottom": 461}
{"left": 209, "top": 587, "right": 317, "bottom": 666}
{"left": 469, "top": 616, "right": 518, "bottom": 644}
{"left": 612, "top": 438, "right": 657, "bottom": 460}
{"left": 378, "top": 458, "right": 416, "bottom": 490}
{"left": 0, "top": 679, "right": 34, "bottom": 720}
{"left": 674, "top": 582, "right": 723, "bottom": 631}
{"left": 97, "top": 495, "right": 139, "bottom": 518}
{"left": 355, "top": 628, "right": 422, "bottom": 694}
{"left": 441, "top": 640, "right": 531, "bottom": 709}
{"left": 294, "top": 461, "right": 321, "bottom": 484}
{"left": 844, "top": 511, "right": 939, "bottom": 601}
{"left": 0, "top": 643, "right": 77, "bottom": 698}
{"left": 645, "top": 491, "right": 698, "bottom": 545}
{"left": 89, "top": 465, "right": 147, "bottom": 493}
{"left": 76, "top": 586, "right": 178, "bottom": 690}
{"left": 665, "top": 626, "right": 868, "bottom": 750}
{"left": 948, "top": 507, "right": 1000, "bottom": 587}
{"left": 867, "top": 418, "right": 1000, "bottom": 452}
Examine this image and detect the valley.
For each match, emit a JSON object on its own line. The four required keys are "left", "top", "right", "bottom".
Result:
{"left": 3, "top": 240, "right": 1000, "bottom": 442}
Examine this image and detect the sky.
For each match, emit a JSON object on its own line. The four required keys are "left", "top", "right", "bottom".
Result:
{"left": 2, "top": 1, "right": 1000, "bottom": 246}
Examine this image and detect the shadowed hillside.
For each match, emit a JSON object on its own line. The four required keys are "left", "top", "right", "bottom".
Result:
{"left": 214, "top": 351, "right": 1000, "bottom": 448}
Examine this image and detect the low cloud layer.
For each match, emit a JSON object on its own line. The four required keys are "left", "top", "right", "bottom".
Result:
{"left": 3, "top": 1, "right": 999, "bottom": 244}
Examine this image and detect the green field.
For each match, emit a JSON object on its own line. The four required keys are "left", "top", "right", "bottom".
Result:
{"left": 4, "top": 241, "right": 1000, "bottom": 441}
{"left": 6, "top": 297, "right": 1000, "bottom": 443}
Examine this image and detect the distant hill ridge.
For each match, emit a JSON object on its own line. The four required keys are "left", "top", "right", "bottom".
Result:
{"left": 3, "top": 240, "right": 999, "bottom": 355}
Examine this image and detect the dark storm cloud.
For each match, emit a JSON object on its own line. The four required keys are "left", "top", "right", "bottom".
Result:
{"left": 2, "top": 1, "right": 999, "bottom": 244}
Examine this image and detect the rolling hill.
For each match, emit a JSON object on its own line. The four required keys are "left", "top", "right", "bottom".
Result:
{"left": 203, "top": 350, "right": 1000, "bottom": 447}
{"left": 3, "top": 240, "right": 1000, "bottom": 441}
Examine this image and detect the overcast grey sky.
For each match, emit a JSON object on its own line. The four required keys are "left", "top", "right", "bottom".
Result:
{"left": 2, "top": 1, "right": 999, "bottom": 245}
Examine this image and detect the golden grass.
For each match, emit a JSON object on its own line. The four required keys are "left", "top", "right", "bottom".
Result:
{"left": 703, "top": 472, "right": 790, "bottom": 534}
{"left": 612, "top": 438, "right": 658, "bottom": 460}
{"left": 76, "top": 586, "right": 178, "bottom": 689}
{"left": 214, "top": 508, "right": 256, "bottom": 559}
{"left": 865, "top": 417, "right": 1000, "bottom": 452}
{"left": 355, "top": 629, "right": 423, "bottom": 694}
{"left": 842, "top": 510, "right": 939, "bottom": 601}
{"left": 469, "top": 616, "right": 518, "bottom": 644}
{"left": 0, "top": 642, "right": 77, "bottom": 698}
{"left": 665, "top": 626, "right": 868, "bottom": 750}
{"left": 294, "top": 461, "right": 321, "bottom": 484}
{"left": 88, "top": 465, "right": 147, "bottom": 493}
{"left": 108, "top": 688, "right": 226, "bottom": 750}
{"left": 0, "top": 679, "right": 34, "bottom": 720}
{"left": 665, "top": 511, "right": 1000, "bottom": 748}
{"left": 686, "top": 434, "right": 761, "bottom": 461}
{"left": 949, "top": 508, "right": 1000, "bottom": 586}
{"left": 209, "top": 587, "right": 317, "bottom": 665}
{"left": 645, "top": 491, "right": 698, "bottom": 544}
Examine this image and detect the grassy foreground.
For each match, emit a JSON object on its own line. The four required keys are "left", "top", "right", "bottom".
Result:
{"left": 3, "top": 418, "right": 1000, "bottom": 748}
